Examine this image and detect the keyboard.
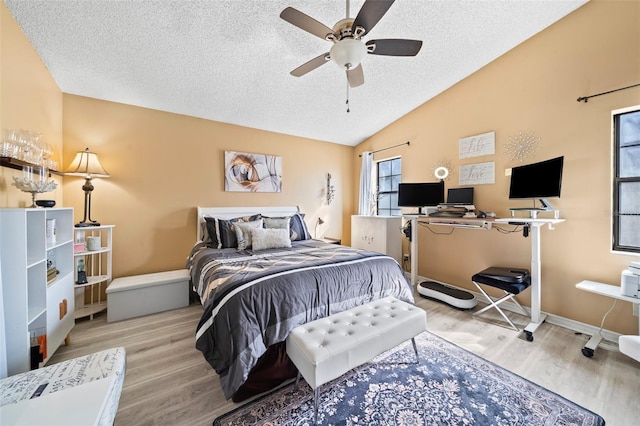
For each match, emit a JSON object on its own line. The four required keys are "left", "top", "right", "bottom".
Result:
{"left": 428, "top": 211, "right": 466, "bottom": 217}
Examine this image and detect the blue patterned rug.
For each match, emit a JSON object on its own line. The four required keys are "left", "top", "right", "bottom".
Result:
{"left": 213, "top": 331, "right": 605, "bottom": 425}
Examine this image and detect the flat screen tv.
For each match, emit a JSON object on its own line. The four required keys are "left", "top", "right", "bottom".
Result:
{"left": 509, "top": 156, "right": 564, "bottom": 209}
{"left": 398, "top": 181, "right": 445, "bottom": 214}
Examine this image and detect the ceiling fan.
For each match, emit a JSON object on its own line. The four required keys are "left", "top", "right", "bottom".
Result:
{"left": 280, "top": 0, "right": 423, "bottom": 88}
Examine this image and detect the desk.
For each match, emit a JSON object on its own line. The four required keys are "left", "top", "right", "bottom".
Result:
{"left": 404, "top": 215, "right": 493, "bottom": 287}
{"left": 575, "top": 280, "right": 640, "bottom": 357}
{"left": 405, "top": 215, "right": 564, "bottom": 341}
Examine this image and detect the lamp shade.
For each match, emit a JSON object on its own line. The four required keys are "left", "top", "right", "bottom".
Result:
{"left": 64, "top": 148, "right": 110, "bottom": 178}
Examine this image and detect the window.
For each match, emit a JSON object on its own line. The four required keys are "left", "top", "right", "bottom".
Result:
{"left": 376, "top": 157, "right": 402, "bottom": 216}
{"left": 613, "top": 106, "right": 640, "bottom": 253}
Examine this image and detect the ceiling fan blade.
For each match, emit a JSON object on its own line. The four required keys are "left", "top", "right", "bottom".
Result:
{"left": 352, "top": 0, "right": 395, "bottom": 37}
{"left": 290, "top": 53, "right": 330, "bottom": 77}
{"left": 280, "top": 7, "right": 335, "bottom": 40}
{"left": 346, "top": 64, "right": 364, "bottom": 88}
{"left": 366, "top": 39, "right": 423, "bottom": 56}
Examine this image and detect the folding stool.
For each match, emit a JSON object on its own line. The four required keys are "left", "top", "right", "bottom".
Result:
{"left": 471, "top": 267, "right": 531, "bottom": 331}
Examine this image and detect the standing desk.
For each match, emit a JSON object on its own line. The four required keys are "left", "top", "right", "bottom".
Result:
{"left": 404, "top": 215, "right": 564, "bottom": 341}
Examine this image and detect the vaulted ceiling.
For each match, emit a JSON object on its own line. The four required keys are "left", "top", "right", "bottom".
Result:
{"left": 5, "top": 0, "right": 587, "bottom": 146}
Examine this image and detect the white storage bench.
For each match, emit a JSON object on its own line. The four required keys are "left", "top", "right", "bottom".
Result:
{"left": 106, "top": 269, "right": 190, "bottom": 322}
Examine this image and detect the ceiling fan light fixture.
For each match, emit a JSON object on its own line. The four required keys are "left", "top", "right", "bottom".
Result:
{"left": 330, "top": 38, "right": 366, "bottom": 69}
{"left": 280, "top": 1, "right": 422, "bottom": 85}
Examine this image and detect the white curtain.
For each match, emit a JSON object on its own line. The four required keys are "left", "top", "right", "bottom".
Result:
{"left": 358, "top": 152, "right": 373, "bottom": 215}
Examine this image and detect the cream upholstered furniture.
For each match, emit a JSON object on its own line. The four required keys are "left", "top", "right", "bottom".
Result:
{"left": 619, "top": 335, "right": 640, "bottom": 362}
{"left": 0, "top": 347, "right": 126, "bottom": 425}
{"left": 106, "top": 269, "right": 190, "bottom": 322}
{"left": 286, "top": 296, "right": 427, "bottom": 424}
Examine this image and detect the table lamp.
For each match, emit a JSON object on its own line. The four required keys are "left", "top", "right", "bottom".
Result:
{"left": 64, "top": 147, "right": 110, "bottom": 227}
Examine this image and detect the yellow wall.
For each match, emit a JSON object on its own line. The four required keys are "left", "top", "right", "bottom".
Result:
{"left": 0, "top": 2, "right": 63, "bottom": 207}
{"left": 62, "top": 95, "right": 354, "bottom": 277}
{"left": 354, "top": 0, "right": 640, "bottom": 334}
{"left": 3, "top": 0, "right": 640, "bottom": 335}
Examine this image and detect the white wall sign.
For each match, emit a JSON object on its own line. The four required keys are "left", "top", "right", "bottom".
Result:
{"left": 459, "top": 162, "right": 495, "bottom": 185}
{"left": 459, "top": 131, "right": 495, "bottom": 159}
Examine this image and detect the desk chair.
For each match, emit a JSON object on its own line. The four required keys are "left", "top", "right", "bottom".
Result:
{"left": 471, "top": 267, "right": 531, "bottom": 331}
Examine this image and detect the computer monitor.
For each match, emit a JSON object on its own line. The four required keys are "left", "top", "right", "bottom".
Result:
{"left": 446, "top": 187, "right": 474, "bottom": 205}
{"left": 398, "top": 181, "right": 445, "bottom": 214}
{"left": 509, "top": 156, "right": 564, "bottom": 209}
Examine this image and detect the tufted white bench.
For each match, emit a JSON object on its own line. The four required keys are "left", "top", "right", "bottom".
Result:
{"left": 286, "top": 296, "right": 427, "bottom": 424}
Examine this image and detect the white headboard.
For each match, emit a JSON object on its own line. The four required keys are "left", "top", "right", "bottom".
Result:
{"left": 197, "top": 206, "right": 300, "bottom": 241}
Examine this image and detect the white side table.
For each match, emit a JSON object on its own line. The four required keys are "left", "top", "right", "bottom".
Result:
{"left": 575, "top": 280, "right": 640, "bottom": 357}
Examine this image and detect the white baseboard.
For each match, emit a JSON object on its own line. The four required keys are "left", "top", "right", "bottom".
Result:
{"left": 414, "top": 274, "right": 621, "bottom": 351}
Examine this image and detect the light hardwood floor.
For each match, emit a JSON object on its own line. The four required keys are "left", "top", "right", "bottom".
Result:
{"left": 50, "top": 290, "right": 639, "bottom": 425}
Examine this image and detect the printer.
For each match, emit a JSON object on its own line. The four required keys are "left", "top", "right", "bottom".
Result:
{"left": 621, "top": 261, "right": 640, "bottom": 298}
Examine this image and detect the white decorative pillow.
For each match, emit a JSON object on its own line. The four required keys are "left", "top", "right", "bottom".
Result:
{"left": 235, "top": 219, "right": 264, "bottom": 250}
{"left": 251, "top": 228, "right": 292, "bottom": 250}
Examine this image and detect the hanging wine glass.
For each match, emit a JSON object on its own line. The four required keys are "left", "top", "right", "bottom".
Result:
{"left": 3, "top": 129, "right": 20, "bottom": 159}
{"left": 17, "top": 130, "right": 30, "bottom": 162}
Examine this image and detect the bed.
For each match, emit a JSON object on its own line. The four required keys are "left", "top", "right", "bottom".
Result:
{"left": 188, "top": 206, "right": 414, "bottom": 401}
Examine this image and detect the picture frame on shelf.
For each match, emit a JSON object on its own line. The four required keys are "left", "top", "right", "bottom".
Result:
{"left": 46, "top": 249, "right": 58, "bottom": 284}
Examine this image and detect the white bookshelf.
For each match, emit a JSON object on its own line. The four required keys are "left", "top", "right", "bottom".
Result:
{"left": 73, "top": 225, "right": 114, "bottom": 320}
{"left": 0, "top": 208, "right": 75, "bottom": 376}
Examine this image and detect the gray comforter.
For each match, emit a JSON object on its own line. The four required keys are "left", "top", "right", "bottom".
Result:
{"left": 187, "top": 239, "right": 413, "bottom": 399}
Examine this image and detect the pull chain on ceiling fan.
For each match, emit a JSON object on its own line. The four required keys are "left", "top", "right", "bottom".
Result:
{"left": 280, "top": 0, "right": 423, "bottom": 91}
{"left": 346, "top": 81, "right": 350, "bottom": 113}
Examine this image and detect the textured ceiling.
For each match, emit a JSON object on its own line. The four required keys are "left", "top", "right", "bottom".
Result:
{"left": 4, "top": 0, "right": 586, "bottom": 146}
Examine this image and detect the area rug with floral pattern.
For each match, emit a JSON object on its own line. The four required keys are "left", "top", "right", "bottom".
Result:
{"left": 213, "top": 331, "right": 605, "bottom": 425}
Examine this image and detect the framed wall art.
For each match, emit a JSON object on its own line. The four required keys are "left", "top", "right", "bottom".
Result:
{"left": 459, "top": 131, "right": 495, "bottom": 159}
{"left": 459, "top": 161, "right": 495, "bottom": 185}
{"left": 224, "top": 151, "right": 282, "bottom": 192}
